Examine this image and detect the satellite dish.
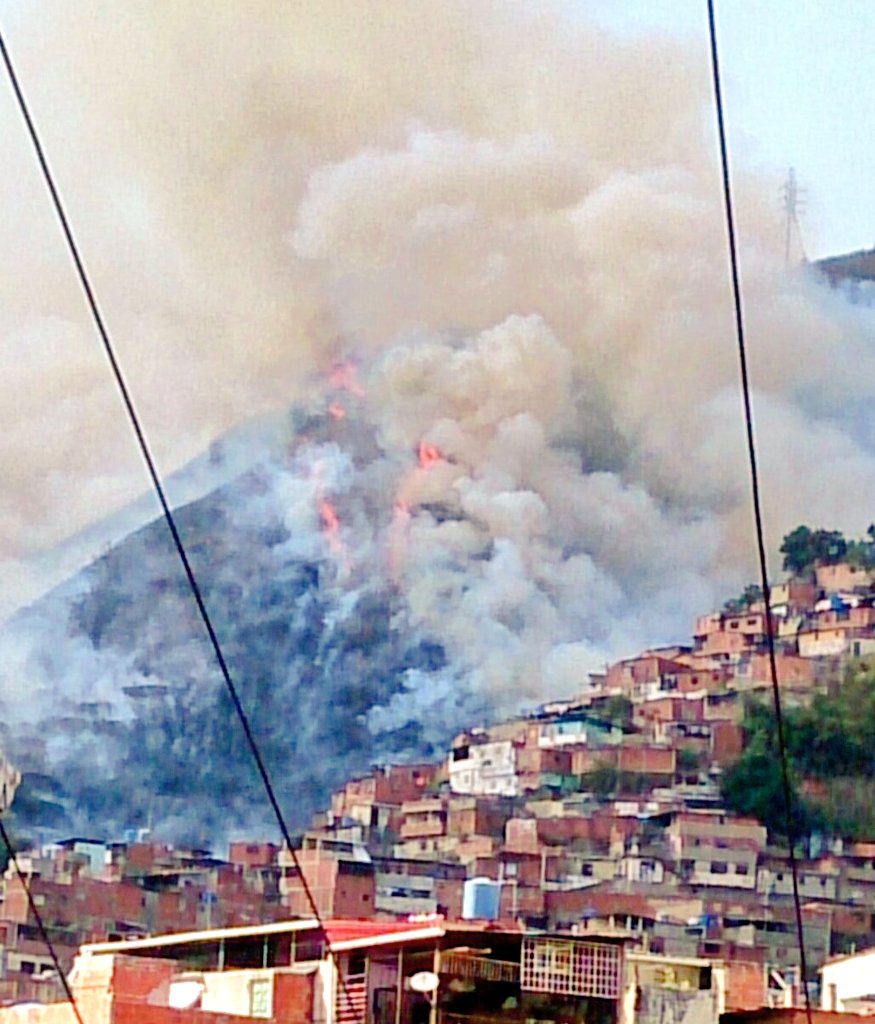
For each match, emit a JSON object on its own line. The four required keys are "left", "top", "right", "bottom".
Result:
{"left": 409, "top": 971, "right": 439, "bottom": 994}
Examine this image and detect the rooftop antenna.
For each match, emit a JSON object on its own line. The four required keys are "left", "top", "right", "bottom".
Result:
{"left": 781, "top": 167, "right": 807, "bottom": 267}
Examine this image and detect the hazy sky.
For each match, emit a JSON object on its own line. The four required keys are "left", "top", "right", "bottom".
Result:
{"left": 588, "top": 0, "right": 875, "bottom": 260}
{"left": 0, "top": 0, "right": 873, "bottom": 621}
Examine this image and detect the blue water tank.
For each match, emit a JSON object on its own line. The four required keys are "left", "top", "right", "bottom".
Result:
{"left": 462, "top": 877, "right": 501, "bottom": 920}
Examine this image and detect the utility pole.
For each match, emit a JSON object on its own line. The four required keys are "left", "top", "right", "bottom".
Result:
{"left": 781, "top": 167, "right": 806, "bottom": 267}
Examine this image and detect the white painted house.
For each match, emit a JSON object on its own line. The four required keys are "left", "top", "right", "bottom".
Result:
{"left": 449, "top": 737, "right": 518, "bottom": 796}
{"left": 821, "top": 946, "right": 875, "bottom": 1012}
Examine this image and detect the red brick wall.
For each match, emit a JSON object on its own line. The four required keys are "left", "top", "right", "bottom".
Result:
{"left": 435, "top": 878, "right": 463, "bottom": 919}
{"left": 333, "top": 864, "right": 376, "bottom": 919}
{"left": 373, "top": 764, "right": 438, "bottom": 805}
{"left": 617, "top": 746, "right": 675, "bottom": 775}
{"left": 755, "top": 653, "right": 818, "bottom": 685}
{"left": 572, "top": 748, "right": 615, "bottom": 774}
{"left": 710, "top": 720, "right": 744, "bottom": 764}
{"left": 723, "top": 959, "right": 767, "bottom": 1011}
{"left": 273, "top": 972, "right": 314, "bottom": 1024}
{"left": 516, "top": 748, "right": 572, "bottom": 775}
{"left": 0, "top": 956, "right": 314, "bottom": 1024}
{"left": 500, "top": 884, "right": 545, "bottom": 918}
{"left": 471, "top": 854, "right": 543, "bottom": 887}
{"left": 505, "top": 818, "right": 538, "bottom": 853}
{"left": 698, "top": 630, "right": 755, "bottom": 657}
{"left": 228, "top": 843, "right": 279, "bottom": 869}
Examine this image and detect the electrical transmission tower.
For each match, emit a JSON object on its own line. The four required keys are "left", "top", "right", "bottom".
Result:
{"left": 781, "top": 167, "right": 807, "bottom": 267}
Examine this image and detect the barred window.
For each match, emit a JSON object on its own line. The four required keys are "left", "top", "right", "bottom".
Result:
{"left": 521, "top": 938, "right": 622, "bottom": 999}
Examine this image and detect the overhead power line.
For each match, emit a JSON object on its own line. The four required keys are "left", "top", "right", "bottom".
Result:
{"left": 0, "top": 816, "right": 85, "bottom": 1024}
{"left": 705, "top": 3, "right": 813, "bottom": 1020}
{"left": 0, "top": 23, "right": 354, "bottom": 1014}
{"left": 0, "top": 9, "right": 823, "bottom": 1022}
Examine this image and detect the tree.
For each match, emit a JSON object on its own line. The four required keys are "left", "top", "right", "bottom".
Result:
{"left": 603, "top": 695, "right": 633, "bottom": 727}
{"left": 720, "top": 741, "right": 817, "bottom": 841}
{"left": 676, "top": 748, "right": 702, "bottom": 775}
{"left": 723, "top": 584, "right": 763, "bottom": 614}
{"left": 780, "top": 525, "right": 813, "bottom": 575}
{"left": 846, "top": 526, "right": 875, "bottom": 570}
{"left": 780, "top": 525, "right": 847, "bottom": 575}
{"left": 586, "top": 763, "right": 619, "bottom": 797}
{"left": 722, "top": 662, "right": 875, "bottom": 840}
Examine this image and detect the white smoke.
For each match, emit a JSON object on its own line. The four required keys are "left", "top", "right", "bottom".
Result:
{"left": 1, "top": 0, "right": 874, "bottom": 709}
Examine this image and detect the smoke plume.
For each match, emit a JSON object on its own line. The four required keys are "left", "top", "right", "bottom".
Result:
{"left": 1, "top": 2, "right": 874, "bottom": 838}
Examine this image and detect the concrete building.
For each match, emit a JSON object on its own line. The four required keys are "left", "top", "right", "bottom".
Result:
{"left": 0, "top": 918, "right": 630, "bottom": 1024}
{"left": 666, "top": 813, "right": 765, "bottom": 891}
{"left": 820, "top": 946, "right": 875, "bottom": 1012}
{"left": 0, "top": 751, "right": 19, "bottom": 813}
{"left": 626, "top": 951, "right": 729, "bottom": 1024}
{"left": 448, "top": 735, "right": 519, "bottom": 797}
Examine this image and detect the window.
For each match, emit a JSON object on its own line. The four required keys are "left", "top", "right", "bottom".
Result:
{"left": 249, "top": 978, "right": 272, "bottom": 1018}
{"left": 521, "top": 938, "right": 621, "bottom": 998}
{"left": 711, "top": 861, "right": 728, "bottom": 875}
{"left": 19, "top": 961, "right": 35, "bottom": 975}
{"left": 735, "top": 863, "right": 749, "bottom": 875}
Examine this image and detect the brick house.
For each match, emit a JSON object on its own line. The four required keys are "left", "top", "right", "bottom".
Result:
{"left": 666, "top": 813, "right": 765, "bottom": 890}
{"left": 4, "top": 919, "right": 630, "bottom": 1024}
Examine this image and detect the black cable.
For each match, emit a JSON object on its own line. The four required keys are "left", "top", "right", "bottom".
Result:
{"left": 0, "top": 816, "right": 85, "bottom": 1024}
{"left": 706, "top": 2, "right": 813, "bottom": 1017}
{"left": 0, "top": 23, "right": 346, "bottom": 990}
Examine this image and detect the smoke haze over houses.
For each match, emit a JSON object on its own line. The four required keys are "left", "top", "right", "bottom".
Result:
{"left": 0, "top": 2, "right": 874, "bottom": 838}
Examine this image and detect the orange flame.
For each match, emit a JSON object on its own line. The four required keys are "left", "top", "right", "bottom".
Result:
{"left": 328, "top": 402, "right": 347, "bottom": 420}
{"left": 418, "top": 441, "right": 443, "bottom": 469}
{"left": 319, "top": 497, "right": 352, "bottom": 576}
{"left": 320, "top": 498, "right": 341, "bottom": 543}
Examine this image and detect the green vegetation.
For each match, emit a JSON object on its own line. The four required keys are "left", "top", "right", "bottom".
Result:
{"left": 675, "top": 747, "right": 702, "bottom": 774}
{"left": 602, "top": 695, "right": 634, "bottom": 728}
{"left": 780, "top": 524, "right": 875, "bottom": 576}
{"left": 721, "top": 659, "right": 875, "bottom": 840}
{"left": 583, "top": 763, "right": 665, "bottom": 797}
{"left": 723, "top": 584, "right": 763, "bottom": 614}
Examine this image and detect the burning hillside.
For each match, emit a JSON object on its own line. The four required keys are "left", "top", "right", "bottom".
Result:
{"left": 0, "top": 317, "right": 725, "bottom": 842}
{"left": 1, "top": 3, "right": 874, "bottom": 840}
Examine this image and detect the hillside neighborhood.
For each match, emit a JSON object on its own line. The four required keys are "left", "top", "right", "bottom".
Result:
{"left": 3, "top": 533, "right": 875, "bottom": 1024}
